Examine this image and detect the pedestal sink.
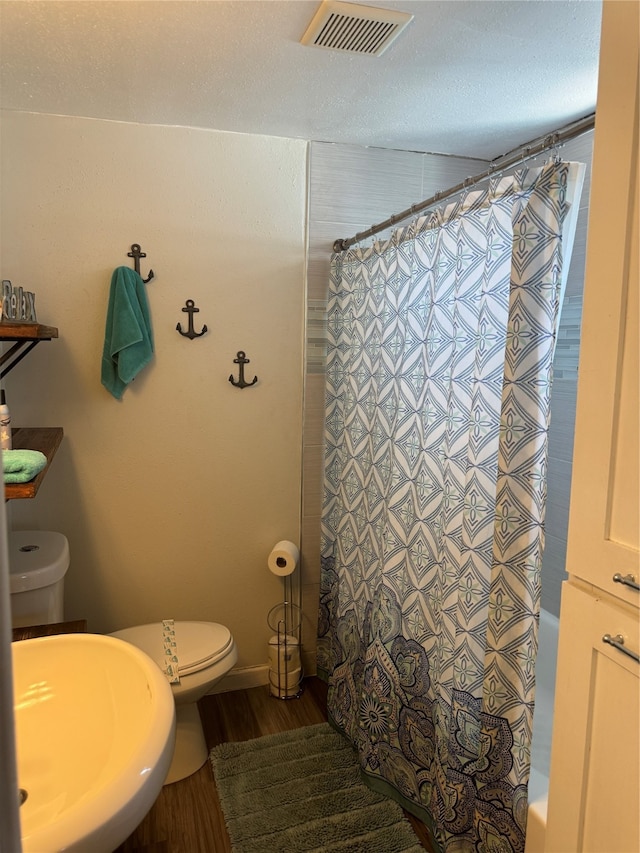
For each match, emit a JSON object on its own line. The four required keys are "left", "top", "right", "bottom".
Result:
{"left": 12, "top": 633, "right": 176, "bottom": 853}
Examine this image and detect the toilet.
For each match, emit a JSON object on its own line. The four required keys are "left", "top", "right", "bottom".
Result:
{"left": 7, "top": 530, "right": 235, "bottom": 785}
{"left": 111, "top": 620, "right": 237, "bottom": 785}
{"left": 8, "top": 530, "right": 70, "bottom": 628}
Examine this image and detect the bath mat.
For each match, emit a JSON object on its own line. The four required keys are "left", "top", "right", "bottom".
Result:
{"left": 210, "top": 722, "right": 424, "bottom": 853}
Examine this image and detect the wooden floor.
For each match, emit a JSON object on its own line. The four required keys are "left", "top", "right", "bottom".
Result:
{"left": 115, "top": 677, "right": 436, "bottom": 853}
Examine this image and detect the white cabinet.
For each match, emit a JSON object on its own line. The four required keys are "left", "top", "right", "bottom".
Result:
{"left": 547, "top": 586, "right": 639, "bottom": 852}
{"left": 545, "top": 2, "right": 639, "bottom": 851}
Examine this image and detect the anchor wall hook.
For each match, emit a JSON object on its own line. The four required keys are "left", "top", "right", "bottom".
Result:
{"left": 128, "top": 243, "right": 154, "bottom": 283}
{"left": 229, "top": 351, "right": 258, "bottom": 388}
{"left": 177, "top": 299, "right": 208, "bottom": 339}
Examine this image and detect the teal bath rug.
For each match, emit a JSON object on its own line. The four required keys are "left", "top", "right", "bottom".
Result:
{"left": 210, "top": 722, "right": 423, "bottom": 853}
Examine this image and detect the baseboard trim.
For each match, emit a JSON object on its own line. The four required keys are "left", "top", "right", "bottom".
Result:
{"left": 207, "top": 664, "right": 270, "bottom": 694}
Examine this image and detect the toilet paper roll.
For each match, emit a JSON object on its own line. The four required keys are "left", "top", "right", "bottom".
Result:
{"left": 268, "top": 635, "right": 301, "bottom": 670}
{"left": 269, "top": 666, "right": 301, "bottom": 691}
{"left": 267, "top": 540, "right": 299, "bottom": 576}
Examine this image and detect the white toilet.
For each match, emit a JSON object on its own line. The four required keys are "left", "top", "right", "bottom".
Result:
{"left": 8, "top": 530, "right": 70, "bottom": 628}
{"left": 7, "top": 531, "right": 235, "bottom": 785}
{"left": 111, "top": 620, "right": 237, "bottom": 785}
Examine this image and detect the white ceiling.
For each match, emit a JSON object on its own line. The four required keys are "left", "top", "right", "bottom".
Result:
{"left": 0, "top": 0, "right": 602, "bottom": 160}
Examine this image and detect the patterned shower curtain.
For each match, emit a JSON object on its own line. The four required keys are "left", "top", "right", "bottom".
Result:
{"left": 318, "top": 162, "right": 583, "bottom": 853}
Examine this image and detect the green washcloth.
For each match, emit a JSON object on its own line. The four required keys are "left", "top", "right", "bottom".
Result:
{"left": 3, "top": 449, "right": 47, "bottom": 483}
{"left": 101, "top": 266, "right": 154, "bottom": 400}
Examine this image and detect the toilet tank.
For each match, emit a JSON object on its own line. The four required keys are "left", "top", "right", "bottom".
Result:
{"left": 8, "top": 530, "right": 70, "bottom": 628}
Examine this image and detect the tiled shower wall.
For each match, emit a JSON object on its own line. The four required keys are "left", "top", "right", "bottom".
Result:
{"left": 300, "top": 133, "right": 594, "bottom": 672}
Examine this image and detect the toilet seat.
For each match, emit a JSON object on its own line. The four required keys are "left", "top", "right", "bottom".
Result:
{"left": 112, "top": 621, "right": 233, "bottom": 677}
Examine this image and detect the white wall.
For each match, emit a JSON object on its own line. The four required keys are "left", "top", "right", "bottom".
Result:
{"left": 1, "top": 112, "right": 307, "bottom": 671}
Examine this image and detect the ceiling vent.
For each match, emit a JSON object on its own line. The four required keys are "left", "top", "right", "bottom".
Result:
{"left": 301, "top": 0, "right": 413, "bottom": 56}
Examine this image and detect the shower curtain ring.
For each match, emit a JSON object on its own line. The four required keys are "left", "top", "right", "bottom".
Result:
{"left": 410, "top": 203, "right": 422, "bottom": 233}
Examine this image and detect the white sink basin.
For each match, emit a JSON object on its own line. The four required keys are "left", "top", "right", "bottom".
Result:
{"left": 12, "top": 633, "right": 176, "bottom": 853}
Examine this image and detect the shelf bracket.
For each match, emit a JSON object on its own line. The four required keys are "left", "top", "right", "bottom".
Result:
{"left": 0, "top": 340, "right": 40, "bottom": 379}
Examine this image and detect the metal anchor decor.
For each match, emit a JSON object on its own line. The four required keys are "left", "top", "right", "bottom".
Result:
{"left": 176, "top": 299, "right": 208, "bottom": 339}
{"left": 229, "top": 351, "right": 258, "bottom": 389}
{"left": 128, "top": 243, "right": 155, "bottom": 283}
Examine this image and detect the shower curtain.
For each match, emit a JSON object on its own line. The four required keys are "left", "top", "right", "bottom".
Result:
{"left": 318, "top": 161, "right": 584, "bottom": 853}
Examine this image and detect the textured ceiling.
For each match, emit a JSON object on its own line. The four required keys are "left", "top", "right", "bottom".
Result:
{"left": 0, "top": 0, "right": 602, "bottom": 160}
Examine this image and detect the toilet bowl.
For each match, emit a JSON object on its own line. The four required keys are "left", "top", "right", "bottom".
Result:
{"left": 111, "top": 621, "right": 237, "bottom": 785}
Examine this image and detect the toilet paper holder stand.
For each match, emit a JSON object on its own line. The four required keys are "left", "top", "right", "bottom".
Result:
{"left": 267, "top": 584, "right": 303, "bottom": 700}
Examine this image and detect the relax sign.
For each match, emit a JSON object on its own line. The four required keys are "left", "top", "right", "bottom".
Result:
{"left": 1, "top": 280, "right": 37, "bottom": 323}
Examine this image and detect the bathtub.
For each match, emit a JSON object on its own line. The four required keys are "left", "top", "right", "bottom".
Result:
{"left": 525, "top": 608, "right": 560, "bottom": 853}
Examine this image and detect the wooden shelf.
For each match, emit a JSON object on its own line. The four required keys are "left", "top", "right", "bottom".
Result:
{"left": 0, "top": 322, "right": 58, "bottom": 341}
{"left": 0, "top": 324, "right": 62, "bottom": 498}
{"left": 4, "top": 427, "right": 63, "bottom": 500}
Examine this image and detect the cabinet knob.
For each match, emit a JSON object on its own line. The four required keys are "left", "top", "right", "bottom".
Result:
{"left": 612, "top": 573, "right": 640, "bottom": 592}
{"left": 602, "top": 633, "right": 640, "bottom": 664}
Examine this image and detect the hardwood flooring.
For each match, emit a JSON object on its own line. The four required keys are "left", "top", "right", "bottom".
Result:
{"left": 115, "top": 677, "right": 436, "bottom": 853}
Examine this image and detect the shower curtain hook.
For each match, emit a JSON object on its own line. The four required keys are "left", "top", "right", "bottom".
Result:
{"left": 487, "top": 161, "right": 501, "bottom": 193}
{"left": 462, "top": 177, "right": 473, "bottom": 206}
{"left": 414, "top": 208, "right": 423, "bottom": 234}
{"left": 389, "top": 214, "right": 397, "bottom": 245}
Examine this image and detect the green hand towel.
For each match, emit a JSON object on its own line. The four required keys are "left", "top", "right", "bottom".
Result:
{"left": 3, "top": 449, "right": 47, "bottom": 483}
{"left": 101, "top": 266, "right": 154, "bottom": 400}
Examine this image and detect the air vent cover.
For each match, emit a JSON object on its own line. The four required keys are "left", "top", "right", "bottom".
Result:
{"left": 301, "top": 0, "right": 413, "bottom": 56}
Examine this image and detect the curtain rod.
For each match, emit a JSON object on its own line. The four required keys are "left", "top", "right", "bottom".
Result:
{"left": 332, "top": 112, "right": 596, "bottom": 252}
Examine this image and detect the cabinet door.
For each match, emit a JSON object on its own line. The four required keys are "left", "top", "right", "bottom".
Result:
{"left": 564, "top": 0, "right": 639, "bottom": 607}
{"left": 546, "top": 585, "right": 639, "bottom": 852}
